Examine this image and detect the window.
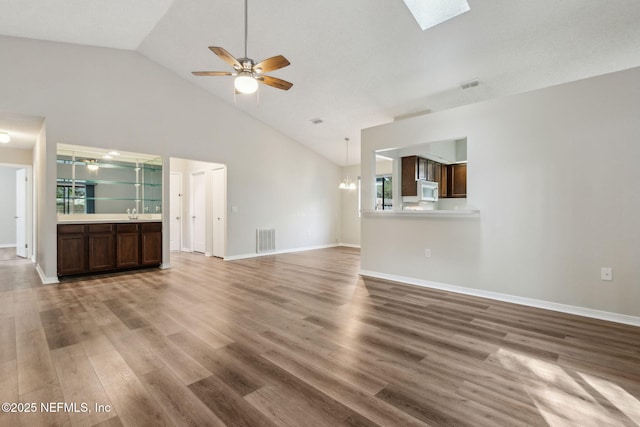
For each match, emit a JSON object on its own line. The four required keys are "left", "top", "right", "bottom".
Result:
{"left": 376, "top": 176, "right": 393, "bottom": 210}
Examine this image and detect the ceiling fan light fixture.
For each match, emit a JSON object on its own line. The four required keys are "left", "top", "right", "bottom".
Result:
{"left": 234, "top": 74, "right": 259, "bottom": 94}
{"left": 0, "top": 131, "right": 10, "bottom": 143}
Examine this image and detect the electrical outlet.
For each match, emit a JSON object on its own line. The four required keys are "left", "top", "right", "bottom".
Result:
{"left": 424, "top": 248, "right": 431, "bottom": 258}
{"left": 601, "top": 267, "right": 613, "bottom": 281}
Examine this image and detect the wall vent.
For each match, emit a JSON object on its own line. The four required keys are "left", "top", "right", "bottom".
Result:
{"left": 256, "top": 228, "right": 276, "bottom": 253}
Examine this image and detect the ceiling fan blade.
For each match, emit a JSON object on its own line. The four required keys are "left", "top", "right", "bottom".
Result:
{"left": 209, "top": 46, "right": 241, "bottom": 69}
{"left": 192, "top": 71, "right": 234, "bottom": 76}
{"left": 254, "top": 55, "right": 290, "bottom": 73}
{"left": 259, "top": 75, "right": 293, "bottom": 91}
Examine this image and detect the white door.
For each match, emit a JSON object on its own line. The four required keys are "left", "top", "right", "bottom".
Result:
{"left": 169, "top": 172, "right": 182, "bottom": 252}
{"left": 15, "top": 168, "right": 26, "bottom": 258}
{"left": 212, "top": 168, "right": 225, "bottom": 258}
{"left": 191, "top": 171, "right": 206, "bottom": 253}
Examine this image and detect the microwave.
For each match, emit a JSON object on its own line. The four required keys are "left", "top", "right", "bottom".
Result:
{"left": 403, "top": 180, "right": 439, "bottom": 203}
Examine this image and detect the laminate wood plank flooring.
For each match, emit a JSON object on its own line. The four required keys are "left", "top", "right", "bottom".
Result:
{"left": 1, "top": 247, "right": 640, "bottom": 426}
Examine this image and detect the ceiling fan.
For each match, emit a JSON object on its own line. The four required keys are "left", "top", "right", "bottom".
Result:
{"left": 192, "top": 0, "right": 293, "bottom": 94}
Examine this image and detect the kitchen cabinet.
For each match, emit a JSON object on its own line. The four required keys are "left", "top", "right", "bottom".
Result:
{"left": 402, "top": 156, "right": 443, "bottom": 197}
{"left": 57, "top": 221, "right": 161, "bottom": 277}
{"left": 448, "top": 164, "right": 467, "bottom": 198}
{"left": 402, "top": 156, "right": 419, "bottom": 196}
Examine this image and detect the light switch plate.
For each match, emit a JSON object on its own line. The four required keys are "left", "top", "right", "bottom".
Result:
{"left": 601, "top": 267, "right": 613, "bottom": 281}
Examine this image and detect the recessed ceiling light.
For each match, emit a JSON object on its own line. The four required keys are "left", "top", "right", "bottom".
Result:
{"left": 102, "top": 154, "right": 113, "bottom": 159}
{"left": 0, "top": 131, "right": 10, "bottom": 144}
{"left": 108, "top": 151, "right": 120, "bottom": 156}
{"left": 402, "top": 0, "right": 470, "bottom": 31}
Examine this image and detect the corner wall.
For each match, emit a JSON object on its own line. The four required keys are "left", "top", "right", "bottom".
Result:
{"left": 361, "top": 66, "right": 640, "bottom": 318}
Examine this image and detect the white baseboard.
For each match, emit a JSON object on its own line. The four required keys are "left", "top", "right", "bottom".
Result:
{"left": 359, "top": 269, "right": 640, "bottom": 328}
{"left": 338, "top": 243, "right": 361, "bottom": 249}
{"left": 160, "top": 263, "right": 171, "bottom": 269}
{"left": 205, "top": 252, "right": 212, "bottom": 257}
{"left": 224, "top": 243, "right": 339, "bottom": 261}
{"left": 0, "top": 244, "right": 16, "bottom": 248}
{"left": 181, "top": 247, "right": 192, "bottom": 253}
{"left": 36, "top": 264, "right": 59, "bottom": 285}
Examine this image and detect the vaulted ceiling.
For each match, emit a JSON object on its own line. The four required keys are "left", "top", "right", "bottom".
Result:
{"left": 2, "top": 0, "right": 640, "bottom": 165}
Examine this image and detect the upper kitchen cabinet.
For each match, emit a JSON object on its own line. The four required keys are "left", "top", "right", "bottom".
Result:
{"left": 448, "top": 163, "right": 467, "bottom": 198}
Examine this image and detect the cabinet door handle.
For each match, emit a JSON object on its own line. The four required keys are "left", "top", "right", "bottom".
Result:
{"left": 176, "top": 217, "right": 180, "bottom": 220}
{"left": 192, "top": 216, "right": 196, "bottom": 219}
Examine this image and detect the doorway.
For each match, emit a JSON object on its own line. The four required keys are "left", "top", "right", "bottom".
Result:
{"left": 0, "top": 165, "right": 32, "bottom": 261}
{"left": 191, "top": 170, "right": 206, "bottom": 253}
{"left": 169, "top": 158, "right": 226, "bottom": 258}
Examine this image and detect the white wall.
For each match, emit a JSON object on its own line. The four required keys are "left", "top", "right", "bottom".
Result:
{"left": 0, "top": 166, "right": 17, "bottom": 246}
{"left": 340, "top": 164, "right": 361, "bottom": 247}
{"left": 0, "top": 36, "right": 341, "bottom": 279}
{"left": 361, "top": 66, "right": 640, "bottom": 318}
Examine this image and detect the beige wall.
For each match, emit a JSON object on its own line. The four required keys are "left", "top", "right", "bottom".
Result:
{"left": 361, "top": 66, "right": 640, "bottom": 319}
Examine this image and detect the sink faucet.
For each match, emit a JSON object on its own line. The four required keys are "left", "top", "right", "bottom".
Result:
{"left": 127, "top": 208, "right": 138, "bottom": 220}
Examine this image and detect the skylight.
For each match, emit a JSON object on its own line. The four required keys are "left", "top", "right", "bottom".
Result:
{"left": 402, "top": 0, "right": 470, "bottom": 31}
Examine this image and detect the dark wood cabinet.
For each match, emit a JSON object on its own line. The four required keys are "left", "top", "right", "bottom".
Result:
{"left": 448, "top": 163, "right": 467, "bottom": 198}
{"left": 57, "top": 221, "right": 161, "bottom": 277}
{"left": 402, "top": 155, "right": 467, "bottom": 199}
{"left": 87, "top": 224, "right": 115, "bottom": 272}
{"left": 57, "top": 224, "right": 86, "bottom": 276}
{"left": 141, "top": 222, "right": 162, "bottom": 266}
{"left": 116, "top": 224, "right": 140, "bottom": 268}
{"left": 402, "top": 156, "right": 419, "bottom": 196}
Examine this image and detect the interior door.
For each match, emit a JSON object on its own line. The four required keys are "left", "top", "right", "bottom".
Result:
{"left": 191, "top": 171, "right": 206, "bottom": 253}
{"left": 169, "top": 172, "right": 182, "bottom": 252}
{"left": 212, "top": 168, "right": 225, "bottom": 258}
{"left": 15, "top": 168, "right": 26, "bottom": 258}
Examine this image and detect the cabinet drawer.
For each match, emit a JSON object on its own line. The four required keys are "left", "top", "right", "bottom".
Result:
{"left": 58, "top": 224, "right": 85, "bottom": 234}
{"left": 141, "top": 222, "right": 162, "bottom": 232}
{"left": 117, "top": 223, "right": 139, "bottom": 233}
{"left": 88, "top": 223, "right": 114, "bottom": 233}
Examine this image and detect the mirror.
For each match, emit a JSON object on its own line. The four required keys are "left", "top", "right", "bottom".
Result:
{"left": 375, "top": 138, "right": 467, "bottom": 211}
{"left": 56, "top": 144, "right": 162, "bottom": 215}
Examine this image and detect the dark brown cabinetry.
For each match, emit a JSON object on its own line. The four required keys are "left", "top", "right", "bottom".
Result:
{"left": 448, "top": 164, "right": 467, "bottom": 198}
{"left": 87, "top": 224, "right": 115, "bottom": 272}
{"left": 57, "top": 222, "right": 161, "bottom": 277}
{"left": 401, "top": 155, "right": 467, "bottom": 199}
{"left": 57, "top": 224, "right": 87, "bottom": 275}
{"left": 116, "top": 223, "right": 140, "bottom": 268}
{"left": 141, "top": 222, "right": 162, "bottom": 266}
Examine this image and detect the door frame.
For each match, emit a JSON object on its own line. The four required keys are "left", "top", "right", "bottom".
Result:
{"left": 190, "top": 169, "right": 207, "bottom": 254}
{"left": 1, "top": 163, "right": 33, "bottom": 260}
{"left": 211, "top": 167, "right": 227, "bottom": 258}
{"left": 169, "top": 171, "right": 182, "bottom": 252}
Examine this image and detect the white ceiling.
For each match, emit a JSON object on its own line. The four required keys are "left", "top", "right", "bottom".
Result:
{"left": 1, "top": 0, "right": 640, "bottom": 165}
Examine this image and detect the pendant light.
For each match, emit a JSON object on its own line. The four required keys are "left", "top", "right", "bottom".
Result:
{"left": 339, "top": 138, "right": 356, "bottom": 190}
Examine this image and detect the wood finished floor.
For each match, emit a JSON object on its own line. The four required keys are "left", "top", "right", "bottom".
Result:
{"left": 1, "top": 247, "right": 640, "bottom": 426}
